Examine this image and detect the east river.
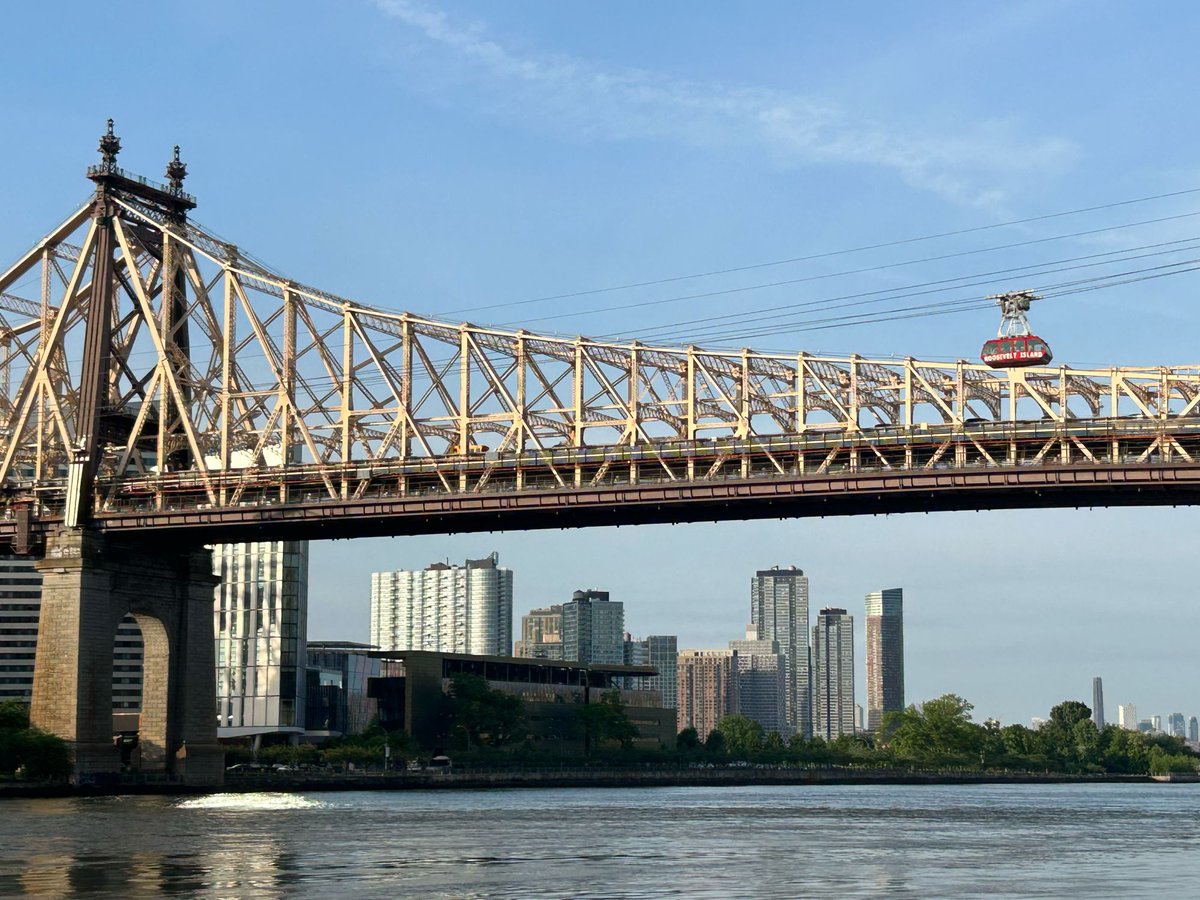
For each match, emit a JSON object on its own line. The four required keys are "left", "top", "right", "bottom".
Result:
{"left": 0, "top": 783, "right": 1197, "bottom": 897}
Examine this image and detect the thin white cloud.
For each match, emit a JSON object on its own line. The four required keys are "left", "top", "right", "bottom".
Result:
{"left": 371, "top": 0, "right": 1076, "bottom": 210}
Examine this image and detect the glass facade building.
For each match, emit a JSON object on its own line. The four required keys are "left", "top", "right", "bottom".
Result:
{"left": 1092, "top": 676, "right": 1105, "bottom": 729}
{"left": 751, "top": 566, "right": 811, "bottom": 737}
{"left": 865, "top": 588, "right": 904, "bottom": 732}
{"left": 213, "top": 541, "right": 309, "bottom": 737}
{"left": 370, "top": 553, "right": 513, "bottom": 656}
{"left": 305, "top": 641, "right": 381, "bottom": 736}
{"left": 728, "top": 626, "right": 787, "bottom": 735}
{"left": 561, "top": 590, "right": 624, "bottom": 665}
{"left": 813, "top": 607, "right": 855, "bottom": 740}
{"left": 622, "top": 633, "right": 678, "bottom": 713}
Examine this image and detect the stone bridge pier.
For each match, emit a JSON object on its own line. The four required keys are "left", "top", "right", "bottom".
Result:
{"left": 30, "top": 527, "right": 223, "bottom": 786}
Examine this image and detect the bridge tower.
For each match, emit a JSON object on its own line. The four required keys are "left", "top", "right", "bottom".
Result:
{"left": 28, "top": 123, "right": 223, "bottom": 785}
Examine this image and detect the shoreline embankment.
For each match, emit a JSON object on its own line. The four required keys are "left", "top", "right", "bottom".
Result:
{"left": 3, "top": 766, "right": 1195, "bottom": 798}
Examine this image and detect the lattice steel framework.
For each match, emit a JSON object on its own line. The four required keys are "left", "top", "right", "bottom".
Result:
{"left": 4, "top": 136, "right": 1200, "bottom": 543}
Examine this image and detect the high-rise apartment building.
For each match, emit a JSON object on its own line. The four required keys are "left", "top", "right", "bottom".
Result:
{"left": 865, "top": 588, "right": 904, "bottom": 732}
{"left": 1189, "top": 716, "right": 1198, "bottom": 742}
{"left": 1167, "top": 712, "right": 1186, "bottom": 738}
{"left": 0, "top": 556, "right": 41, "bottom": 702}
{"left": 677, "top": 649, "right": 737, "bottom": 741}
{"left": 561, "top": 589, "right": 624, "bottom": 665}
{"left": 751, "top": 566, "right": 811, "bottom": 737}
{"left": 812, "top": 608, "right": 855, "bottom": 741}
{"left": 112, "top": 616, "right": 144, "bottom": 714}
{"left": 1150, "top": 715, "right": 1162, "bottom": 734}
{"left": 623, "top": 633, "right": 678, "bottom": 712}
{"left": 516, "top": 605, "right": 563, "bottom": 659}
{"left": 1, "top": 558, "right": 156, "bottom": 720}
{"left": 1118, "top": 704, "right": 1138, "bottom": 730}
{"left": 728, "top": 626, "right": 787, "bottom": 734}
{"left": 644, "top": 635, "right": 678, "bottom": 712}
{"left": 1091, "top": 677, "right": 1105, "bottom": 729}
{"left": 214, "top": 541, "right": 310, "bottom": 738}
{"left": 370, "top": 553, "right": 513, "bottom": 656}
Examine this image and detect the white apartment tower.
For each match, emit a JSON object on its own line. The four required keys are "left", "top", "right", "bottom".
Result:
{"left": 1118, "top": 704, "right": 1138, "bottom": 730}
{"left": 370, "top": 553, "right": 513, "bottom": 656}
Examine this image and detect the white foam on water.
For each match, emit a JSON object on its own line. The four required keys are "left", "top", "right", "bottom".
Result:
{"left": 175, "top": 792, "right": 326, "bottom": 811}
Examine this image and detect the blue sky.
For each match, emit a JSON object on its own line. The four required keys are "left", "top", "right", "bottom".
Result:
{"left": 4, "top": 1, "right": 1200, "bottom": 726}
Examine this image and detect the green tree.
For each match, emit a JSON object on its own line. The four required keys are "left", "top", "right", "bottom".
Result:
{"left": 763, "top": 731, "right": 785, "bottom": 752}
{"left": 321, "top": 744, "right": 378, "bottom": 768}
{"left": 0, "top": 701, "right": 29, "bottom": 731}
{"left": 0, "top": 729, "right": 19, "bottom": 778}
{"left": 577, "top": 690, "right": 639, "bottom": 752}
{"left": 1148, "top": 746, "right": 1198, "bottom": 775}
{"left": 449, "top": 674, "right": 525, "bottom": 748}
{"left": 1048, "top": 701, "right": 1092, "bottom": 731}
{"left": 17, "top": 730, "right": 71, "bottom": 781}
{"left": 888, "top": 694, "right": 983, "bottom": 763}
{"left": 704, "top": 729, "right": 726, "bottom": 754}
{"left": 676, "top": 727, "right": 700, "bottom": 750}
{"left": 716, "top": 715, "right": 764, "bottom": 757}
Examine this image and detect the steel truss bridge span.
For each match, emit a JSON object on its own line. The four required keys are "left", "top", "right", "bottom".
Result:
{"left": 4, "top": 173, "right": 1200, "bottom": 548}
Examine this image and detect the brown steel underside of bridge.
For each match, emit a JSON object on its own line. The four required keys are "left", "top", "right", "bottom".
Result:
{"left": 3, "top": 462, "right": 1200, "bottom": 551}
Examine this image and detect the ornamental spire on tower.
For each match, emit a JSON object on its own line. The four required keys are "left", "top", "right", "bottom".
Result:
{"left": 97, "top": 118, "right": 121, "bottom": 170}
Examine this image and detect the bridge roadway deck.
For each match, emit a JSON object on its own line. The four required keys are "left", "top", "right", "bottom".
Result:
{"left": 3, "top": 460, "right": 1200, "bottom": 549}
{"left": 4, "top": 416, "right": 1200, "bottom": 549}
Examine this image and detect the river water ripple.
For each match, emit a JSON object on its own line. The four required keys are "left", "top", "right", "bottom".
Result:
{"left": 0, "top": 783, "right": 1197, "bottom": 897}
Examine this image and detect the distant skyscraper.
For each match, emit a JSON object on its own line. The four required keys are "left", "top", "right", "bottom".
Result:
{"left": 855, "top": 703, "right": 865, "bottom": 733}
{"left": 1150, "top": 715, "right": 1162, "bottom": 734}
{"left": 1189, "top": 716, "right": 1198, "bottom": 742}
{"left": 751, "top": 566, "right": 811, "bottom": 736}
{"left": 1091, "top": 677, "right": 1105, "bottom": 729}
{"left": 677, "top": 649, "right": 737, "bottom": 741}
{"left": 561, "top": 590, "right": 624, "bottom": 665}
{"left": 624, "top": 634, "right": 678, "bottom": 711}
{"left": 516, "top": 605, "right": 563, "bottom": 659}
{"left": 728, "top": 626, "right": 787, "bottom": 735}
{"left": 370, "top": 553, "right": 513, "bottom": 656}
{"left": 1118, "top": 704, "right": 1138, "bottom": 730}
{"left": 865, "top": 588, "right": 904, "bottom": 731}
{"left": 812, "top": 608, "right": 855, "bottom": 741}
{"left": 1168, "top": 712, "right": 1186, "bottom": 738}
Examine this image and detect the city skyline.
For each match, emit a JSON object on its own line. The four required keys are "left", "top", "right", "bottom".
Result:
{"left": 320, "top": 519, "right": 1200, "bottom": 728}
{"left": 5, "top": 2, "right": 1200, "bottom": 734}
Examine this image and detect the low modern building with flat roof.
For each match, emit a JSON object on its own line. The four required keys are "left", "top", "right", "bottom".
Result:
{"left": 367, "top": 650, "right": 674, "bottom": 752}
{"left": 305, "top": 641, "right": 381, "bottom": 738}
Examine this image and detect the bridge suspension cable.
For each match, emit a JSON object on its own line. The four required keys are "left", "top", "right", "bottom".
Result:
{"left": 495, "top": 210, "right": 1200, "bottom": 331}
{"left": 604, "top": 236, "right": 1200, "bottom": 344}
{"left": 434, "top": 185, "right": 1200, "bottom": 318}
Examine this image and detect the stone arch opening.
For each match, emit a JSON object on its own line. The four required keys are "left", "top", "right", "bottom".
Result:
{"left": 31, "top": 530, "right": 223, "bottom": 785}
{"left": 112, "top": 614, "right": 144, "bottom": 768}
{"left": 125, "top": 612, "right": 171, "bottom": 772}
